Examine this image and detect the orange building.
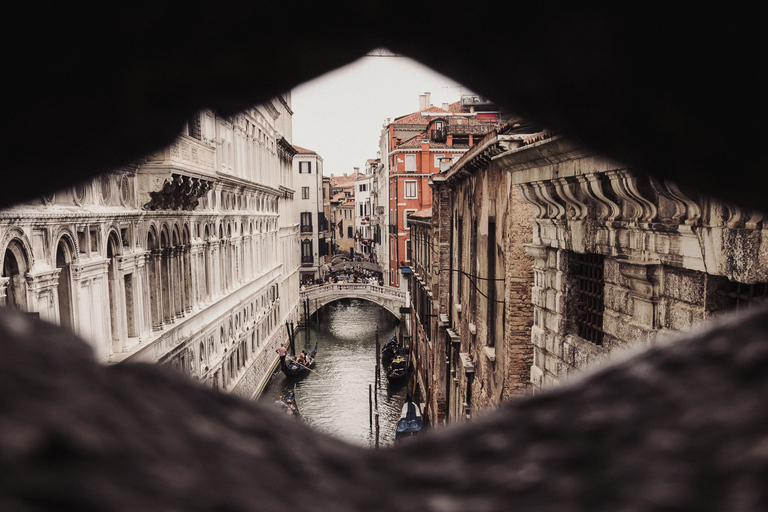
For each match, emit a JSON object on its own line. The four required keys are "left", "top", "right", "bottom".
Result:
{"left": 386, "top": 96, "right": 496, "bottom": 286}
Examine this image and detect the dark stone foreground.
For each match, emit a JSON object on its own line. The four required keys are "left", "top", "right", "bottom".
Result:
{"left": 3, "top": 304, "right": 768, "bottom": 511}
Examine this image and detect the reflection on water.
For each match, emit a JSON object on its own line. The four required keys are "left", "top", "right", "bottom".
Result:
{"left": 261, "top": 299, "right": 407, "bottom": 448}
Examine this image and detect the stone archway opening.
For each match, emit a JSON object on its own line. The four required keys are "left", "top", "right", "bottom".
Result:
{"left": 55, "top": 238, "right": 75, "bottom": 331}
{"left": 3, "top": 242, "right": 28, "bottom": 311}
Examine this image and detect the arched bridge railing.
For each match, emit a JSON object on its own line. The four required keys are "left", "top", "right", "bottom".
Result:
{"left": 299, "top": 283, "right": 407, "bottom": 318}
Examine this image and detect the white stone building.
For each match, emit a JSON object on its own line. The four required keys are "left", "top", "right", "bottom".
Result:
{"left": 355, "top": 165, "right": 375, "bottom": 257}
{"left": 293, "top": 145, "right": 327, "bottom": 283}
{"left": 0, "top": 98, "right": 300, "bottom": 399}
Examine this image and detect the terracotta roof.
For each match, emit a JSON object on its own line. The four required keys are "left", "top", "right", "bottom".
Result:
{"left": 330, "top": 192, "right": 346, "bottom": 202}
{"left": 292, "top": 145, "right": 316, "bottom": 154}
{"left": 409, "top": 207, "right": 432, "bottom": 219}
{"left": 342, "top": 200, "right": 355, "bottom": 207}
{"left": 329, "top": 174, "right": 356, "bottom": 187}
{"left": 393, "top": 105, "right": 452, "bottom": 125}
{"left": 391, "top": 101, "right": 486, "bottom": 127}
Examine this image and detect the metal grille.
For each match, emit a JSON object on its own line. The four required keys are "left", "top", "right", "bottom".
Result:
{"left": 716, "top": 281, "right": 768, "bottom": 311}
{"left": 573, "top": 253, "right": 605, "bottom": 345}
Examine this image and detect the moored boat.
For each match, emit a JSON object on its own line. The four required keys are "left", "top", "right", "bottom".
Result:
{"left": 395, "top": 399, "right": 422, "bottom": 443}
{"left": 381, "top": 334, "right": 398, "bottom": 361}
{"left": 386, "top": 353, "right": 408, "bottom": 382}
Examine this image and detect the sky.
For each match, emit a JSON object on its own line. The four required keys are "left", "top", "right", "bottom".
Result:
{"left": 290, "top": 50, "right": 474, "bottom": 177}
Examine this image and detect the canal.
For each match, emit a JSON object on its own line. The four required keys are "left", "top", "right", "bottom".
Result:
{"left": 260, "top": 298, "right": 408, "bottom": 447}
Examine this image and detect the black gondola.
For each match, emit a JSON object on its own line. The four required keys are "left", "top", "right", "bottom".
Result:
{"left": 386, "top": 353, "right": 408, "bottom": 382}
{"left": 395, "top": 399, "right": 423, "bottom": 443}
{"left": 381, "top": 334, "right": 398, "bottom": 361}
{"left": 283, "top": 347, "right": 316, "bottom": 377}
{"left": 286, "top": 387, "right": 301, "bottom": 421}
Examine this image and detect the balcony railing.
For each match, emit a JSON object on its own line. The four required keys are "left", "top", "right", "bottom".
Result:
{"left": 301, "top": 255, "right": 314, "bottom": 265}
{"left": 300, "top": 224, "right": 314, "bottom": 234}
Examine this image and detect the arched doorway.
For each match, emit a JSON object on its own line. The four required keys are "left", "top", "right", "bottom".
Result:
{"left": 107, "top": 231, "right": 123, "bottom": 351}
{"left": 202, "top": 224, "right": 210, "bottom": 302}
{"left": 55, "top": 238, "right": 75, "bottom": 330}
{"left": 160, "top": 228, "right": 172, "bottom": 324}
{"left": 147, "top": 228, "right": 162, "bottom": 330}
{"left": 2, "top": 240, "right": 29, "bottom": 310}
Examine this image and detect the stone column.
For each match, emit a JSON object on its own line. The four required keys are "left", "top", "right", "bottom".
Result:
{"left": 524, "top": 243, "right": 550, "bottom": 390}
{"left": 150, "top": 250, "right": 165, "bottom": 330}
{"left": 184, "top": 245, "right": 193, "bottom": 313}
{"left": 0, "top": 276, "right": 8, "bottom": 306}
{"left": 173, "top": 246, "right": 184, "bottom": 318}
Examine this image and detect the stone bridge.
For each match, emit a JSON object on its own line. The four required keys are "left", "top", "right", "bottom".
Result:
{"left": 299, "top": 283, "right": 407, "bottom": 320}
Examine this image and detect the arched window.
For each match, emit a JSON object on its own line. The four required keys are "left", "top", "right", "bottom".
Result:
{"left": 2, "top": 239, "right": 30, "bottom": 311}
{"left": 147, "top": 228, "right": 162, "bottom": 330}
{"left": 55, "top": 237, "right": 75, "bottom": 331}
{"left": 107, "top": 231, "right": 126, "bottom": 352}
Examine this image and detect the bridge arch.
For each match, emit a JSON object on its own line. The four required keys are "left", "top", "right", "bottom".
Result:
{"left": 299, "top": 283, "right": 407, "bottom": 321}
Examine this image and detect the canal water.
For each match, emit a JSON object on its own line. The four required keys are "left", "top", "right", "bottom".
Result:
{"left": 260, "top": 298, "right": 408, "bottom": 447}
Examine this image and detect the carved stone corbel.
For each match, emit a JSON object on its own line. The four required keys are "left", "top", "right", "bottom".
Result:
{"left": 554, "top": 177, "right": 589, "bottom": 220}
{"left": 583, "top": 174, "right": 621, "bottom": 222}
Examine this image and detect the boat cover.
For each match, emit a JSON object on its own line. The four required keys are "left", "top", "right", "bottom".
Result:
{"left": 396, "top": 401, "right": 422, "bottom": 434}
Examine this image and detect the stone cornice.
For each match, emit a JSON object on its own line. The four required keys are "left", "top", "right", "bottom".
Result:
{"left": 262, "top": 100, "right": 281, "bottom": 120}
{"left": 276, "top": 95, "right": 293, "bottom": 116}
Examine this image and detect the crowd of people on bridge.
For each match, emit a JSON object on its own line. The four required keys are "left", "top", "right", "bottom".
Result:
{"left": 300, "top": 267, "right": 383, "bottom": 290}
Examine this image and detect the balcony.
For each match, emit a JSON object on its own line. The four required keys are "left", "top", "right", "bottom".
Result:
{"left": 137, "top": 134, "right": 216, "bottom": 210}
{"left": 301, "top": 255, "right": 315, "bottom": 266}
{"left": 300, "top": 224, "right": 314, "bottom": 234}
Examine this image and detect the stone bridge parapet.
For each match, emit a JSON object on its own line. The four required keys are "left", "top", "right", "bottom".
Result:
{"left": 299, "top": 283, "right": 407, "bottom": 319}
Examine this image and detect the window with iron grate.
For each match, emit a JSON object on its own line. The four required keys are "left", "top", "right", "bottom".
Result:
{"left": 715, "top": 280, "right": 768, "bottom": 312}
{"left": 572, "top": 252, "right": 605, "bottom": 345}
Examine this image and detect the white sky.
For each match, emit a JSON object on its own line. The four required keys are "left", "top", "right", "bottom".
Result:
{"left": 290, "top": 50, "right": 474, "bottom": 177}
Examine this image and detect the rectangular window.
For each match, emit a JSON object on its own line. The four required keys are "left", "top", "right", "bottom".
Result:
{"left": 299, "top": 161, "right": 312, "bottom": 174}
{"left": 405, "top": 239, "right": 411, "bottom": 263}
{"left": 405, "top": 154, "right": 416, "bottom": 172}
{"left": 404, "top": 180, "right": 417, "bottom": 199}
{"left": 403, "top": 209, "right": 417, "bottom": 229}
{"left": 300, "top": 212, "right": 312, "bottom": 233}
{"left": 433, "top": 154, "right": 445, "bottom": 168}
{"left": 360, "top": 204, "right": 364, "bottom": 216}
{"left": 572, "top": 252, "right": 605, "bottom": 345}
{"left": 348, "top": 226, "right": 353, "bottom": 238}
{"left": 457, "top": 217, "right": 463, "bottom": 299}
{"left": 302, "top": 187, "right": 310, "bottom": 199}
{"left": 715, "top": 280, "right": 768, "bottom": 312}
{"left": 301, "top": 240, "right": 313, "bottom": 264}
{"left": 359, "top": 183, "right": 367, "bottom": 192}
{"left": 487, "top": 218, "right": 496, "bottom": 347}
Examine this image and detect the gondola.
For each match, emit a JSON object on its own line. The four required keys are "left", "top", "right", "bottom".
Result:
{"left": 381, "top": 334, "right": 398, "bottom": 362}
{"left": 283, "top": 347, "right": 316, "bottom": 377}
{"left": 285, "top": 387, "right": 301, "bottom": 421}
{"left": 386, "top": 353, "right": 408, "bottom": 382}
{"left": 395, "top": 399, "right": 422, "bottom": 443}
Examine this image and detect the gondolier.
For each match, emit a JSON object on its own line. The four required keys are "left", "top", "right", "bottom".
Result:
{"left": 276, "top": 345, "right": 287, "bottom": 370}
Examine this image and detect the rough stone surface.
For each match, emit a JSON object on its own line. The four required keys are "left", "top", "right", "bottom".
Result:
{"left": 5, "top": 299, "right": 768, "bottom": 510}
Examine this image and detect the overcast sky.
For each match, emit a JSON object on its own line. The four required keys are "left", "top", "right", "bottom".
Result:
{"left": 290, "top": 50, "right": 474, "bottom": 177}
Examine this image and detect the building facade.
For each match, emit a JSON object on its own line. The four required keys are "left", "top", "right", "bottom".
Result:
{"left": 329, "top": 173, "right": 356, "bottom": 256}
{"left": 383, "top": 93, "right": 496, "bottom": 287}
{"left": 506, "top": 136, "right": 768, "bottom": 390}
{"left": 355, "top": 166, "right": 374, "bottom": 257}
{"left": 0, "top": 100, "right": 300, "bottom": 399}
{"left": 294, "top": 145, "right": 327, "bottom": 283}
{"left": 410, "top": 126, "right": 537, "bottom": 426}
